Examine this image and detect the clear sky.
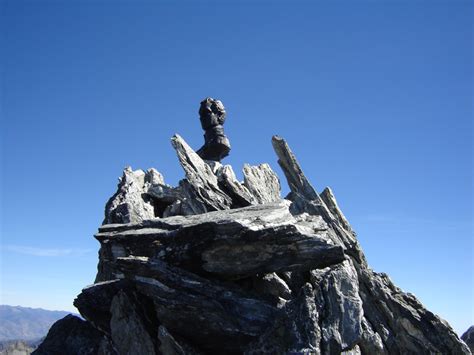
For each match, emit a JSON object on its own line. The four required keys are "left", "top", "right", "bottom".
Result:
{"left": 1, "top": 0, "right": 472, "bottom": 335}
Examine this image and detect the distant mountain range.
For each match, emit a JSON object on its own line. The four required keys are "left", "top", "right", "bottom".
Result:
{"left": 0, "top": 338, "right": 42, "bottom": 355}
{"left": 0, "top": 305, "right": 75, "bottom": 342}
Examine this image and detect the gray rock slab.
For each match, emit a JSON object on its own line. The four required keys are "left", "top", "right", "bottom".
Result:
{"left": 242, "top": 163, "right": 281, "bottom": 204}
{"left": 95, "top": 201, "right": 345, "bottom": 280}
{"left": 358, "top": 269, "right": 471, "bottom": 354}
{"left": 311, "top": 260, "right": 364, "bottom": 353}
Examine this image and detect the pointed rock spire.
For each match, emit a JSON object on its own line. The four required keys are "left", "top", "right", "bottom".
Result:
{"left": 320, "top": 186, "right": 353, "bottom": 232}
{"left": 171, "top": 134, "right": 233, "bottom": 212}
{"left": 271, "top": 135, "right": 321, "bottom": 202}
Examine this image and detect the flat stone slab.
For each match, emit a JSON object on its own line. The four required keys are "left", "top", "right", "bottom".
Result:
{"left": 96, "top": 201, "right": 345, "bottom": 280}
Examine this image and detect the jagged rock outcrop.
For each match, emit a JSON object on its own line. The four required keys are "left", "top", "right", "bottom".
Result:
{"left": 39, "top": 133, "right": 470, "bottom": 354}
{"left": 462, "top": 326, "right": 474, "bottom": 353}
{"left": 217, "top": 165, "right": 256, "bottom": 207}
{"left": 242, "top": 163, "right": 281, "bottom": 204}
{"left": 104, "top": 167, "right": 163, "bottom": 224}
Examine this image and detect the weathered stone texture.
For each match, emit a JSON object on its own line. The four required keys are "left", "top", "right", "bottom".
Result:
{"left": 38, "top": 132, "right": 470, "bottom": 355}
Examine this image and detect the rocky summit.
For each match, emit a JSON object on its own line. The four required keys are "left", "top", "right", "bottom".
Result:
{"left": 34, "top": 133, "right": 470, "bottom": 354}
{"left": 462, "top": 327, "right": 474, "bottom": 353}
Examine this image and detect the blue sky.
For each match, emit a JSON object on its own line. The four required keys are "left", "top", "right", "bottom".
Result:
{"left": 1, "top": 0, "right": 472, "bottom": 335}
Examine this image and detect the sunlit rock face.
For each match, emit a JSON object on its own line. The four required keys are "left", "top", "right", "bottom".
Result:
{"left": 35, "top": 131, "right": 470, "bottom": 355}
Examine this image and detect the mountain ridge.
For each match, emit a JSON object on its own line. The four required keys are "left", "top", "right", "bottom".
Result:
{"left": 0, "top": 305, "right": 76, "bottom": 342}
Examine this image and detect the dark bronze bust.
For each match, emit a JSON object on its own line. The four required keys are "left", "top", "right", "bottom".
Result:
{"left": 196, "top": 97, "right": 231, "bottom": 161}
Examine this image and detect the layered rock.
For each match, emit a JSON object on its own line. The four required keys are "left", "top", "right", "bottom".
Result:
{"left": 39, "top": 134, "right": 470, "bottom": 354}
{"left": 94, "top": 201, "right": 344, "bottom": 282}
{"left": 104, "top": 167, "right": 163, "bottom": 224}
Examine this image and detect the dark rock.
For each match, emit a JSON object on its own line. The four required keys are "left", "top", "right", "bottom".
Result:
{"left": 461, "top": 326, "right": 474, "bottom": 353}
{"left": 109, "top": 291, "right": 158, "bottom": 354}
{"left": 251, "top": 272, "right": 292, "bottom": 302}
{"left": 32, "top": 315, "right": 115, "bottom": 355}
{"left": 158, "top": 326, "right": 201, "bottom": 355}
{"left": 357, "top": 269, "right": 470, "bottom": 354}
{"left": 147, "top": 183, "right": 183, "bottom": 217}
{"left": 74, "top": 280, "right": 126, "bottom": 334}
{"left": 245, "top": 283, "right": 321, "bottom": 354}
{"left": 76, "top": 257, "right": 278, "bottom": 354}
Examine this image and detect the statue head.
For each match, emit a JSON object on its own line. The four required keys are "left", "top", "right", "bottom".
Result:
{"left": 199, "top": 97, "right": 226, "bottom": 125}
